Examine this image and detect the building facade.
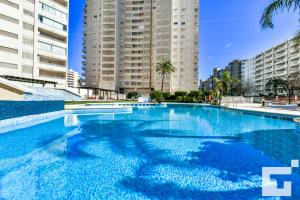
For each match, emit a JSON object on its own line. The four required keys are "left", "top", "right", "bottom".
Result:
{"left": 67, "top": 68, "right": 79, "bottom": 88}
{"left": 226, "top": 60, "right": 243, "bottom": 81}
{"left": 83, "top": 0, "right": 199, "bottom": 95}
{"left": 242, "top": 37, "right": 300, "bottom": 95}
{"left": 0, "top": 0, "right": 69, "bottom": 88}
{"left": 241, "top": 58, "right": 255, "bottom": 96}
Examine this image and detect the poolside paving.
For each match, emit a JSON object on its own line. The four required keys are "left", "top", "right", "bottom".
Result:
{"left": 221, "top": 103, "right": 300, "bottom": 117}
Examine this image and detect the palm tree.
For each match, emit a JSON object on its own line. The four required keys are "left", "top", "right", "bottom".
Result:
{"left": 221, "top": 70, "right": 231, "bottom": 96}
{"left": 265, "top": 78, "right": 288, "bottom": 96}
{"left": 155, "top": 59, "right": 175, "bottom": 92}
{"left": 260, "top": 0, "right": 300, "bottom": 33}
{"left": 213, "top": 77, "right": 222, "bottom": 104}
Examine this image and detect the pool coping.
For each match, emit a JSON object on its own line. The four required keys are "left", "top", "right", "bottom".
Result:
{"left": 0, "top": 110, "right": 69, "bottom": 134}
{"left": 166, "top": 103, "right": 300, "bottom": 120}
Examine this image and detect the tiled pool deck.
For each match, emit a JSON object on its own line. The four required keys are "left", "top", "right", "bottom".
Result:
{"left": 221, "top": 103, "right": 300, "bottom": 118}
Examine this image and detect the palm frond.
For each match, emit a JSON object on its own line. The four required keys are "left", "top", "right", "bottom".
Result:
{"left": 260, "top": 0, "right": 300, "bottom": 29}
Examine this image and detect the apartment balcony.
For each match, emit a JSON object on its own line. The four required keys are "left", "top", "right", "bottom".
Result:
{"left": 289, "top": 65, "right": 299, "bottom": 74}
{"left": 275, "top": 58, "right": 286, "bottom": 65}
{"left": 289, "top": 60, "right": 300, "bottom": 67}
{"left": 264, "top": 67, "right": 273, "bottom": 73}
{"left": 38, "top": 61, "right": 66, "bottom": 73}
{"left": 38, "top": 69, "right": 66, "bottom": 86}
{"left": 37, "top": 49, "right": 66, "bottom": 62}
{"left": 38, "top": 34, "right": 67, "bottom": 49}
{"left": 275, "top": 63, "right": 287, "bottom": 71}
{"left": 264, "top": 56, "right": 273, "bottom": 63}
{"left": 264, "top": 62, "right": 273, "bottom": 68}
{"left": 52, "top": 0, "right": 68, "bottom": 7}
{"left": 275, "top": 51, "right": 286, "bottom": 58}
{"left": 264, "top": 50, "right": 273, "bottom": 57}
{"left": 275, "top": 43, "right": 287, "bottom": 52}
{"left": 289, "top": 39, "right": 299, "bottom": 47}
{"left": 289, "top": 53, "right": 299, "bottom": 60}
{"left": 38, "top": 23, "right": 68, "bottom": 40}
{"left": 264, "top": 73, "right": 273, "bottom": 79}
{"left": 289, "top": 47, "right": 299, "bottom": 54}
{"left": 275, "top": 69, "right": 287, "bottom": 76}
{"left": 38, "top": 10, "right": 68, "bottom": 26}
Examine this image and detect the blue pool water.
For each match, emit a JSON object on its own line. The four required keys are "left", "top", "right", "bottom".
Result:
{"left": 0, "top": 105, "right": 300, "bottom": 199}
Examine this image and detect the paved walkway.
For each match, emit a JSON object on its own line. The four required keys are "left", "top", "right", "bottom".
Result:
{"left": 221, "top": 103, "right": 300, "bottom": 117}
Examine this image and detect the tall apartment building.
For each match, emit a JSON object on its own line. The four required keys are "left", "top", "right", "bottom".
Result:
{"left": 83, "top": 0, "right": 199, "bottom": 95}
{"left": 0, "top": 0, "right": 69, "bottom": 87}
{"left": 226, "top": 60, "right": 243, "bottom": 81}
{"left": 242, "top": 37, "right": 300, "bottom": 95}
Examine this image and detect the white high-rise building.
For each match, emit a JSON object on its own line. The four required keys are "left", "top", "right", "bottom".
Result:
{"left": 83, "top": 0, "right": 198, "bottom": 95}
{"left": 67, "top": 68, "right": 79, "bottom": 88}
{"left": 0, "top": 0, "right": 69, "bottom": 88}
{"left": 242, "top": 36, "right": 300, "bottom": 95}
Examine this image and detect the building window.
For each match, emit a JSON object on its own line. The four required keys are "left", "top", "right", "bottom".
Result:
{"left": 38, "top": 15, "right": 67, "bottom": 32}
{"left": 38, "top": 41, "right": 66, "bottom": 56}
{"left": 23, "top": 9, "right": 34, "bottom": 17}
{"left": 39, "top": 2, "right": 67, "bottom": 19}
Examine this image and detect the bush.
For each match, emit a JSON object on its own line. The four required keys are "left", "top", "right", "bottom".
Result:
{"left": 189, "top": 91, "right": 201, "bottom": 98}
{"left": 175, "top": 91, "right": 188, "bottom": 98}
{"left": 150, "top": 91, "right": 164, "bottom": 103}
{"left": 168, "top": 95, "right": 176, "bottom": 100}
{"left": 174, "top": 90, "right": 204, "bottom": 103}
{"left": 127, "top": 92, "right": 139, "bottom": 99}
{"left": 163, "top": 92, "right": 171, "bottom": 100}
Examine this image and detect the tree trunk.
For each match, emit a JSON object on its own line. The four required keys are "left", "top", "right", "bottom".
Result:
{"left": 161, "top": 74, "right": 165, "bottom": 92}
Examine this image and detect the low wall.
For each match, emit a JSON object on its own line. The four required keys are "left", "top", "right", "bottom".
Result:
{"left": 0, "top": 101, "right": 64, "bottom": 120}
{"left": 222, "top": 96, "right": 254, "bottom": 104}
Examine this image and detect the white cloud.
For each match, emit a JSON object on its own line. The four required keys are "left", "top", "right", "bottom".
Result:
{"left": 224, "top": 43, "right": 233, "bottom": 49}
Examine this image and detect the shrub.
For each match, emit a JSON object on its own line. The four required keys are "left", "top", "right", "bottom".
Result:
{"left": 150, "top": 91, "right": 164, "bottom": 103}
{"left": 175, "top": 91, "right": 188, "bottom": 98}
{"left": 163, "top": 92, "right": 171, "bottom": 100}
{"left": 127, "top": 92, "right": 139, "bottom": 99}
{"left": 188, "top": 90, "right": 204, "bottom": 102}
{"left": 168, "top": 95, "right": 176, "bottom": 100}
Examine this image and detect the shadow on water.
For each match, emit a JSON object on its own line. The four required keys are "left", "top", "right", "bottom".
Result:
{"left": 240, "top": 129, "right": 300, "bottom": 172}
{"left": 56, "top": 117, "right": 300, "bottom": 199}
{"left": 120, "top": 177, "right": 262, "bottom": 200}
{"left": 0, "top": 117, "right": 72, "bottom": 159}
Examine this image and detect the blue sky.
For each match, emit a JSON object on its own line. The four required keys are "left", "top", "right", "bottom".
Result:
{"left": 68, "top": 0, "right": 299, "bottom": 80}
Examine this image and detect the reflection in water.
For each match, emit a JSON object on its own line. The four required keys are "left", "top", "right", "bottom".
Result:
{"left": 64, "top": 114, "right": 79, "bottom": 127}
{"left": 241, "top": 129, "right": 300, "bottom": 173}
{"left": 1, "top": 105, "right": 300, "bottom": 199}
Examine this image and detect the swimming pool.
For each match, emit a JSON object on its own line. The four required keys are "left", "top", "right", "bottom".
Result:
{"left": 0, "top": 104, "right": 299, "bottom": 199}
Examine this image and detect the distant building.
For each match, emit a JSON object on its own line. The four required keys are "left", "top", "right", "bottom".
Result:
{"left": 241, "top": 58, "right": 255, "bottom": 96}
{"left": 243, "top": 36, "right": 300, "bottom": 95}
{"left": 227, "top": 60, "right": 243, "bottom": 81}
{"left": 67, "top": 69, "right": 79, "bottom": 88}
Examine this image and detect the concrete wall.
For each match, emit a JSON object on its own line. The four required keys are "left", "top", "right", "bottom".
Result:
{"left": 0, "top": 83, "right": 24, "bottom": 100}
{"left": 0, "top": 101, "right": 64, "bottom": 120}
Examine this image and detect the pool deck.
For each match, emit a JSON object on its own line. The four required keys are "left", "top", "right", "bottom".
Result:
{"left": 65, "top": 102, "right": 300, "bottom": 118}
{"left": 221, "top": 103, "right": 300, "bottom": 118}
